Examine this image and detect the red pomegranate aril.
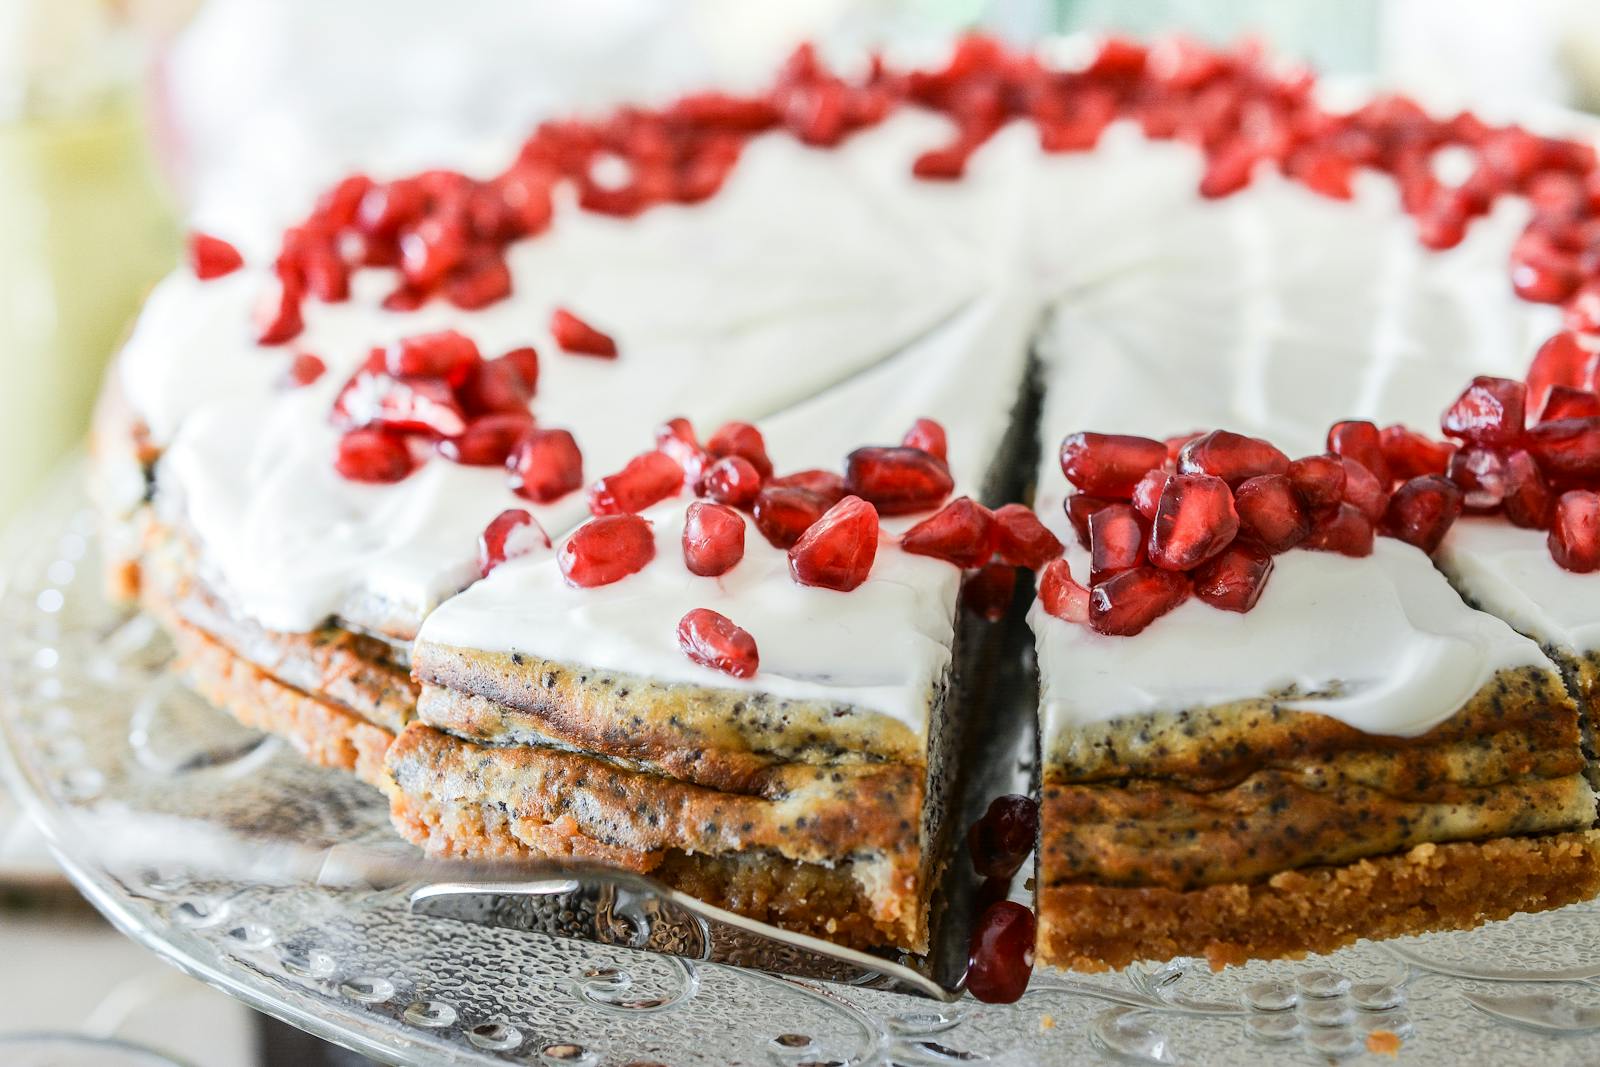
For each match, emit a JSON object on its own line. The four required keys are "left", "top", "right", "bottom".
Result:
{"left": 844, "top": 446, "right": 955, "bottom": 516}
{"left": 677, "top": 608, "right": 759, "bottom": 679}
{"left": 788, "top": 495, "right": 880, "bottom": 592}
{"left": 967, "top": 794, "right": 1039, "bottom": 880}
{"left": 444, "top": 252, "right": 513, "bottom": 310}
{"left": 1037, "top": 557, "right": 1090, "bottom": 623}
{"left": 560, "top": 514, "right": 656, "bottom": 588}
{"left": 902, "top": 417, "right": 949, "bottom": 461}
{"left": 1502, "top": 450, "right": 1556, "bottom": 528}
{"left": 1286, "top": 454, "right": 1347, "bottom": 510}
{"left": 655, "top": 418, "right": 711, "bottom": 484}
{"left": 1059, "top": 432, "right": 1168, "bottom": 498}
{"left": 1549, "top": 490, "right": 1600, "bottom": 572}
{"left": 334, "top": 372, "right": 467, "bottom": 438}
{"left": 992, "top": 504, "right": 1063, "bottom": 569}
{"left": 682, "top": 501, "right": 746, "bottom": 577}
{"left": 1303, "top": 503, "right": 1375, "bottom": 557}
{"left": 254, "top": 276, "right": 304, "bottom": 346}
{"left": 189, "top": 232, "right": 244, "bottom": 280}
{"left": 458, "top": 356, "right": 533, "bottom": 417}
{"left": 385, "top": 330, "right": 482, "bottom": 387}
{"left": 357, "top": 179, "right": 425, "bottom": 236}
{"left": 550, "top": 307, "right": 618, "bottom": 358}
{"left": 1233, "top": 474, "right": 1311, "bottom": 552}
{"left": 1380, "top": 425, "right": 1455, "bottom": 479}
{"left": 1065, "top": 493, "right": 1115, "bottom": 548}
{"left": 699, "top": 456, "right": 763, "bottom": 509}
{"left": 286, "top": 353, "right": 326, "bottom": 387}
{"left": 334, "top": 428, "right": 415, "bottom": 484}
{"left": 478, "top": 508, "right": 551, "bottom": 577}
{"left": 1089, "top": 566, "right": 1191, "bottom": 636}
{"left": 1382, "top": 475, "right": 1464, "bottom": 553}
{"left": 1564, "top": 281, "right": 1600, "bottom": 334}
{"left": 1326, "top": 421, "right": 1391, "bottom": 485}
{"left": 706, "top": 422, "right": 774, "bottom": 479}
{"left": 1089, "top": 503, "right": 1147, "bottom": 584}
{"left": 1526, "top": 332, "right": 1594, "bottom": 417}
{"left": 437, "top": 412, "right": 535, "bottom": 466}
{"left": 1537, "top": 385, "right": 1600, "bottom": 424}
{"left": 399, "top": 215, "right": 467, "bottom": 287}
{"left": 508, "top": 428, "right": 584, "bottom": 503}
{"left": 1441, "top": 376, "right": 1527, "bottom": 445}
{"left": 1130, "top": 469, "right": 1168, "bottom": 520}
{"left": 901, "top": 497, "right": 997, "bottom": 569}
{"left": 767, "top": 469, "right": 848, "bottom": 504}
{"left": 965, "top": 900, "right": 1035, "bottom": 1005}
{"left": 1193, "top": 540, "right": 1274, "bottom": 612}
{"left": 752, "top": 486, "right": 830, "bottom": 549}
{"left": 1148, "top": 473, "right": 1239, "bottom": 571}
{"left": 1526, "top": 417, "right": 1600, "bottom": 484}
{"left": 1446, "top": 446, "right": 1509, "bottom": 510}
{"left": 1176, "top": 429, "right": 1290, "bottom": 486}
{"left": 964, "top": 563, "right": 1017, "bottom": 621}
{"left": 1341, "top": 457, "right": 1392, "bottom": 522}
{"left": 589, "top": 451, "right": 685, "bottom": 516}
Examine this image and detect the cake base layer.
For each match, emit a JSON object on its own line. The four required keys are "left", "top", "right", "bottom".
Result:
{"left": 383, "top": 721, "right": 930, "bottom": 950}
{"left": 1038, "top": 830, "right": 1600, "bottom": 972}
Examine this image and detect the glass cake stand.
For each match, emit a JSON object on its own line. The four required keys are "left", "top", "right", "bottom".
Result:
{"left": 6, "top": 467, "right": 1600, "bottom": 1066}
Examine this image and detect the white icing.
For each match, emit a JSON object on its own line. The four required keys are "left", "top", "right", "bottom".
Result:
{"left": 1437, "top": 517, "right": 1600, "bottom": 655}
{"left": 1030, "top": 538, "right": 1549, "bottom": 739}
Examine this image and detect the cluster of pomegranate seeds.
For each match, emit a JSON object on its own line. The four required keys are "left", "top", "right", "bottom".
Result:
{"left": 188, "top": 232, "right": 244, "bottom": 280}
{"left": 677, "top": 607, "right": 760, "bottom": 679}
{"left": 477, "top": 508, "right": 551, "bottom": 577}
{"left": 559, "top": 514, "right": 656, "bottom": 588}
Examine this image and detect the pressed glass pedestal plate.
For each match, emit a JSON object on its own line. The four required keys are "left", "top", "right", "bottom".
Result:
{"left": 6, "top": 469, "right": 1600, "bottom": 1065}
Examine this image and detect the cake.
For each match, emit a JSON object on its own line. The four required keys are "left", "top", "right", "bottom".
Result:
{"left": 93, "top": 32, "right": 1600, "bottom": 982}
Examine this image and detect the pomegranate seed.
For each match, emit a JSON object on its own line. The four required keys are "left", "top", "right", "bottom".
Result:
{"left": 334, "top": 428, "right": 415, "bottom": 484}
{"left": 1441, "top": 376, "right": 1527, "bottom": 445}
{"left": 1446, "top": 446, "right": 1509, "bottom": 510}
{"left": 444, "top": 252, "right": 513, "bottom": 310}
{"left": 381, "top": 283, "right": 428, "bottom": 312}
{"left": 767, "top": 469, "right": 847, "bottom": 504}
{"left": 1327, "top": 421, "right": 1391, "bottom": 484}
{"left": 438, "top": 412, "right": 535, "bottom": 466}
{"left": 357, "top": 179, "right": 425, "bottom": 235}
{"left": 254, "top": 275, "right": 304, "bottom": 346}
{"left": 656, "top": 417, "right": 711, "bottom": 484}
{"left": 1288, "top": 147, "right": 1354, "bottom": 200}
{"left": 1416, "top": 195, "right": 1468, "bottom": 251}
{"left": 706, "top": 422, "right": 774, "bottom": 479}
{"left": 1131, "top": 469, "right": 1168, "bottom": 520}
{"left": 1148, "top": 474, "right": 1239, "bottom": 571}
{"left": 1382, "top": 475, "right": 1464, "bottom": 553}
{"left": 1089, "top": 503, "right": 1147, "bottom": 584}
{"left": 1286, "top": 454, "right": 1347, "bottom": 510}
{"left": 1037, "top": 558, "right": 1090, "bottom": 623}
{"left": 1164, "top": 432, "right": 1202, "bottom": 462}
{"left": 399, "top": 216, "right": 467, "bottom": 288}
{"left": 1526, "top": 332, "right": 1594, "bottom": 417}
{"left": 286, "top": 353, "right": 326, "bottom": 387}
{"left": 967, "top": 794, "right": 1038, "bottom": 879}
{"left": 508, "top": 428, "right": 584, "bottom": 503}
{"left": 1059, "top": 432, "right": 1167, "bottom": 498}
{"left": 457, "top": 357, "right": 530, "bottom": 417}
{"left": 963, "top": 563, "right": 1017, "bottom": 621}
{"left": 991, "top": 504, "right": 1063, "bottom": 569}
{"left": 1176, "top": 429, "right": 1289, "bottom": 486}
{"left": 385, "top": 330, "right": 482, "bottom": 387}
{"left": 1303, "top": 503, "right": 1375, "bottom": 557}
{"left": 550, "top": 307, "right": 618, "bottom": 358}
{"left": 1380, "top": 425, "right": 1455, "bottom": 479}
{"left": 189, "top": 232, "right": 244, "bottom": 279}
{"left": 1341, "top": 457, "right": 1392, "bottom": 522}
{"left": 302, "top": 240, "right": 348, "bottom": 302}
{"left": 1511, "top": 229, "right": 1579, "bottom": 304}
{"left": 589, "top": 451, "right": 684, "bottom": 516}
{"left": 788, "top": 496, "right": 880, "bottom": 592}
{"left": 1537, "top": 385, "right": 1600, "bottom": 424}
{"left": 752, "top": 486, "right": 830, "bottom": 549}
{"left": 677, "top": 608, "right": 759, "bottom": 679}
{"left": 1526, "top": 417, "right": 1600, "bottom": 484}
{"left": 1503, "top": 450, "right": 1556, "bottom": 528}
{"left": 1564, "top": 281, "right": 1600, "bottom": 334}
{"left": 1193, "top": 540, "right": 1274, "bottom": 612}
{"left": 1233, "top": 474, "right": 1311, "bottom": 552}
{"left": 1549, "top": 490, "right": 1600, "bottom": 572}
{"left": 478, "top": 508, "right": 551, "bottom": 577}
{"left": 1089, "top": 566, "right": 1191, "bottom": 636}
{"left": 965, "top": 901, "right": 1035, "bottom": 1005}
{"left": 698, "top": 456, "right": 763, "bottom": 509}
{"left": 902, "top": 417, "right": 949, "bottom": 461}
{"left": 559, "top": 514, "right": 656, "bottom": 588}
{"left": 1064, "top": 493, "right": 1116, "bottom": 548}
{"left": 901, "top": 497, "right": 997, "bottom": 568}
{"left": 1199, "top": 139, "right": 1258, "bottom": 198}
{"left": 333, "top": 372, "right": 467, "bottom": 437}
{"left": 844, "top": 446, "right": 954, "bottom": 516}
{"left": 682, "top": 501, "right": 746, "bottom": 577}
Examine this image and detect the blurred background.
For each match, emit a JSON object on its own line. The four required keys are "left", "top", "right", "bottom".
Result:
{"left": 4, "top": 0, "right": 1600, "bottom": 1063}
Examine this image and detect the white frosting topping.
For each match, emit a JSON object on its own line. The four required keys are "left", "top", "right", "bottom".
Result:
{"left": 1030, "top": 539, "right": 1549, "bottom": 739}
{"left": 1437, "top": 517, "right": 1600, "bottom": 655}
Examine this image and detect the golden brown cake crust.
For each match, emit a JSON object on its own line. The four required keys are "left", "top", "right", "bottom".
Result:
{"left": 1038, "top": 831, "right": 1600, "bottom": 972}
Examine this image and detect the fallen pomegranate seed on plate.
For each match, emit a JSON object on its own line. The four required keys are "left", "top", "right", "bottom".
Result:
{"left": 677, "top": 607, "right": 760, "bottom": 679}
{"left": 965, "top": 901, "right": 1036, "bottom": 1004}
